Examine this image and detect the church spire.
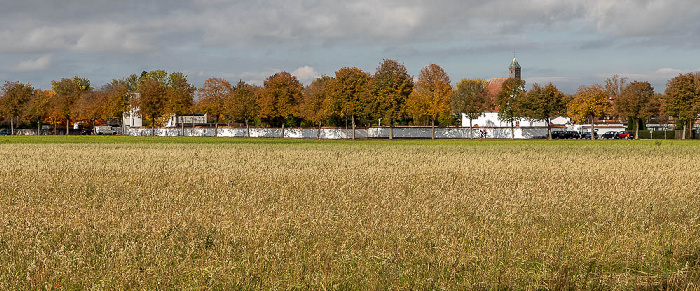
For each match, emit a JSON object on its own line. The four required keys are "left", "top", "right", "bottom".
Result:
{"left": 509, "top": 55, "right": 521, "bottom": 79}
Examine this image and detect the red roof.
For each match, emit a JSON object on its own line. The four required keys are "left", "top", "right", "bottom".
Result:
{"left": 485, "top": 78, "right": 508, "bottom": 110}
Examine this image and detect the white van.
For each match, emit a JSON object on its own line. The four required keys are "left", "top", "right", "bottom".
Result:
{"left": 94, "top": 126, "right": 117, "bottom": 135}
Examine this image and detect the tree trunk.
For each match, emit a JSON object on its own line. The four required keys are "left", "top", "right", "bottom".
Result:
{"left": 215, "top": 116, "right": 219, "bottom": 137}
{"left": 53, "top": 122, "right": 57, "bottom": 135}
{"left": 351, "top": 115, "right": 356, "bottom": 140}
{"left": 317, "top": 122, "right": 321, "bottom": 140}
{"left": 635, "top": 118, "right": 639, "bottom": 140}
{"left": 37, "top": 120, "right": 41, "bottom": 136}
{"left": 431, "top": 118, "right": 435, "bottom": 140}
{"left": 469, "top": 119, "right": 473, "bottom": 139}
{"left": 181, "top": 120, "right": 185, "bottom": 137}
{"left": 246, "top": 119, "right": 250, "bottom": 138}
{"left": 547, "top": 117, "right": 552, "bottom": 140}
{"left": 690, "top": 119, "right": 694, "bottom": 139}
{"left": 591, "top": 117, "right": 595, "bottom": 141}
{"left": 10, "top": 116, "right": 14, "bottom": 135}
{"left": 281, "top": 122, "right": 285, "bottom": 138}
{"left": 682, "top": 121, "right": 687, "bottom": 140}
{"left": 151, "top": 117, "right": 155, "bottom": 137}
{"left": 191, "top": 117, "right": 195, "bottom": 137}
{"left": 66, "top": 119, "right": 70, "bottom": 135}
{"left": 389, "top": 119, "right": 394, "bottom": 140}
{"left": 510, "top": 121, "right": 515, "bottom": 140}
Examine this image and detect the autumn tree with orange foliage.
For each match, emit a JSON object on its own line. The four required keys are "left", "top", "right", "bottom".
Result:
{"left": 496, "top": 78, "right": 526, "bottom": 139}
{"left": 518, "top": 83, "right": 567, "bottom": 140}
{"left": 451, "top": 79, "right": 489, "bottom": 139}
{"left": 197, "top": 78, "right": 231, "bottom": 137}
{"left": 616, "top": 81, "right": 658, "bottom": 139}
{"left": 138, "top": 79, "right": 169, "bottom": 136}
{"left": 24, "top": 89, "right": 53, "bottom": 134}
{"left": 166, "top": 73, "right": 196, "bottom": 136}
{"left": 0, "top": 81, "right": 34, "bottom": 135}
{"left": 72, "top": 90, "right": 107, "bottom": 129}
{"left": 567, "top": 85, "right": 611, "bottom": 140}
{"left": 300, "top": 76, "right": 333, "bottom": 139}
{"left": 226, "top": 81, "right": 261, "bottom": 137}
{"left": 370, "top": 59, "right": 413, "bottom": 140}
{"left": 258, "top": 72, "right": 303, "bottom": 138}
{"left": 407, "top": 64, "right": 453, "bottom": 139}
{"left": 102, "top": 80, "right": 131, "bottom": 130}
{"left": 663, "top": 73, "right": 700, "bottom": 140}
{"left": 327, "top": 67, "right": 371, "bottom": 140}
{"left": 51, "top": 77, "right": 91, "bottom": 135}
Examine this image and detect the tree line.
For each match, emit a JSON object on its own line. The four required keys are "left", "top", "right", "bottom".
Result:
{"left": 1, "top": 60, "right": 699, "bottom": 139}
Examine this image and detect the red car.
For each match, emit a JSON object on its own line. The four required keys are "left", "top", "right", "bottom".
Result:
{"left": 617, "top": 131, "right": 634, "bottom": 139}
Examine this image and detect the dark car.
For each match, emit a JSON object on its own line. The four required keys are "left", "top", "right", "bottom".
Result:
{"left": 580, "top": 132, "right": 598, "bottom": 139}
{"left": 551, "top": 131, "right": 567, "bottom": 139}
{"left": 552, "top": 131, "right": 580, "bottom": 139}
{"left": 617, "top": 131, "right": 634, "bottom": 139}
{"left": 0, "top": 129, "right": 10, "bottom": 135}
{"left": 601, "top": 131, "right": 618, "bottom": 139}
{"left": 566, "top": 131, "right": 581, "bottom": 139}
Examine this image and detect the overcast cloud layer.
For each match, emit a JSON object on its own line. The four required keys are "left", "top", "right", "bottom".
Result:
{"left": 2, "top": 0, "right": 699, "bottom": 93}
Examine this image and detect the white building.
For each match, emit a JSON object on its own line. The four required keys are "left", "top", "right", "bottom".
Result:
{"left": 461, "top": 112, "right": 570, "bottom": 128}
{"left": 123, "top": 108, "right": 143, "bottom": 127}
{"left": 165, "top": 114, "right": 208, "bottom": 127}
{"left": 461, "top": 112, "right": 570, "bottom": 139}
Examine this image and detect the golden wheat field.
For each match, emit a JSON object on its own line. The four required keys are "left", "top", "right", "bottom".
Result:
{"left": 0, "top": 137, "right": 699, "bottom": 289}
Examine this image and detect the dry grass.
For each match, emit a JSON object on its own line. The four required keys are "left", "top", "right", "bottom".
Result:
{"left": 0, "top": 139, "right": 699, "bottom": 289}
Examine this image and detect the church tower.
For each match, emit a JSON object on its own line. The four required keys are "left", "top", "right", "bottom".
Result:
{"left": 509, "top": 57, "right": 521, "bottom": 80}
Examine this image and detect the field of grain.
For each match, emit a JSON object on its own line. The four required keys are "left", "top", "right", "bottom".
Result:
{"left": 0, "top": 138, "right": 699, "bottom": 289}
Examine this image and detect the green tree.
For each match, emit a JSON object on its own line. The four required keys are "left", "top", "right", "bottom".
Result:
{"left": 140, "top": 70, "right": 169, "bottom": 85}
{"left": 518, "top": 83, "right": 567, "bottom": 140}
{"left": 197, "top": 78, "right": 231, "bottom": 137}
{"left": 258, "top": 72, "right": 303, "bottom": 138}
{"left": 451, "top": 79, "right": 489, "bottom": 139}
{"left": 617, "top": 81, "right": 658, "bottom": 139}
{"left": 567, "top": 85, "right": 611, "bottom": 140}
{"left": 496, "top": 78, "right": 526, "bottom": 139}
{"left": 327, "top": 67, "right": 371, "bottom": 140}
{"left": 138, "top": 79, "right": 169, "bottom": 136}
{"left": 664, "top": 73, "right": 700, "bottom": 139}
{"left": 370, "top": 59, "right": 413, "bottom": 139}
{"left": 0, "top": 81, "right": 34, "bottom": 135}
{"left": 406, "top": 64, "right": 453, "bottom": 139}
{"left": 300, "top": 76, "right": 333, "bottom": 139}
{"left": 226, "top": 81, "right": 261, "bottom": 137}
{"left": 167, "top": 72, "right": 195, "bottom": 136}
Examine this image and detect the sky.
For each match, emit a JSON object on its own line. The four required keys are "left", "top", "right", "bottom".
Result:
{"left": 1, "top": 0, "right": 699, "bottom": 94}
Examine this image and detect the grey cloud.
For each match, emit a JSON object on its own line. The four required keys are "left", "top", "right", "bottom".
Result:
{"left": 2, "top": 0, "right": 700, "bottom": 90}
{"left": 11, "top": 55, "right": 52, "bottom": 72}
{"left": 3, "top": 0, "right": 700, "bottom": 54}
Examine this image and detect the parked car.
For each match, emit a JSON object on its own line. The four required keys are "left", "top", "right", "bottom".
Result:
{"left": 551, "top": 131, "right": 581, "bottom": 139}
{"left": 566, "top": 131, "right": 581, "bottom": 139}
{"left": 617, "top": 131, "right": 634, "bottom": 139}
{"left": 580, "top": 132, "right": 598, "bottom": 139}
{"left": 0, "top": 129, "right": 10, "bottom": 135}
{"left": 94, "top": 126, "right": 117, "bottom": 135}
{"left": 601, "top": 131, "right": 618, "bottom": 139}
{"left": 551, "top": 131, "right": 567, "bottom": 139}
{"left": 80, "top": 129, "right": 93, "bottom": 135}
